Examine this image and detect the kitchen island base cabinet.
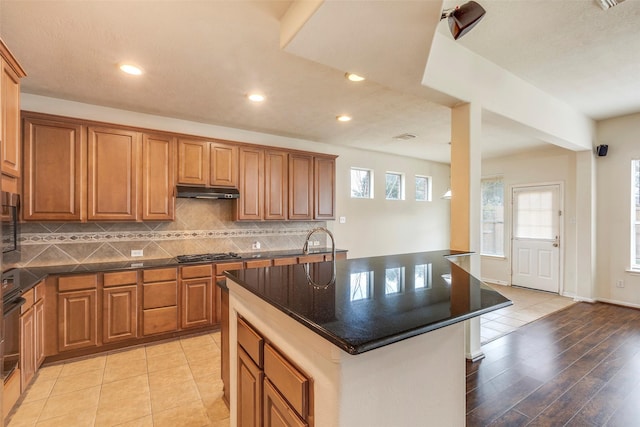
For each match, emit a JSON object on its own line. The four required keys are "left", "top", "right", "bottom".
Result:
{"left": 227, "top": 279, "right": 464, "bottom": 427}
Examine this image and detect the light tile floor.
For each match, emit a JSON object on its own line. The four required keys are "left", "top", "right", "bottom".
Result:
{"left": 6, "top": 332, "right": 230, "bottom": 427}
{"left": 6, "top": 287, "right": 573, "bottom": 426}
{"left": 481, "top": 284, "right": 576, "bottom": 344}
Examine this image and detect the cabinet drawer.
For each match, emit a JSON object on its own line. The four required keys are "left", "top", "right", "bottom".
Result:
{"left": 21, "top": 288, "right": 34, "bottom": 313}
{"left": 215, "top": 262, "right": 244, "bottom": 276}
{"left": 58, "top": 274, "right": 98, "bottom": 292}
{"left": 143, "top": 282, "right": 177, "bottom": 309}
{"left": 273, "top": 257, "right": 297, "bottom": 266}
{"left": 181, "top": 264, "right": 212, "bottom": 279}
{"left": 143, "top": 306, "right": 178, "bottom": 335}
{"left": 264, "top": 343, "right": 309, "bottom": 420}
{"left": 237, "top": 317, "right": 264, "bottom": 368}
{"left": 244, "top": 259, "right": 272, "bottom": 269}
{"left": 297, "top": 254, "right": 324, "bottom": 264}
{"left": 104, "top": 270, "right": 138, "bottom": 287}
{"left": 143, "top": 268, "right": 177, "bottom": 283}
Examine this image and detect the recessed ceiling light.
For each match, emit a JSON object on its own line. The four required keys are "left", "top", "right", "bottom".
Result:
{"left": 345, "top": 73, "right": 365, "bottom": 82}
{"left": 247, "top": 93, "right": 265, "bottom": 102}
{"left": 336, "top": 115, "right": 352, "bottom": 122}
{"left": 119, "top": 64, "right": 143, "bottom": 75}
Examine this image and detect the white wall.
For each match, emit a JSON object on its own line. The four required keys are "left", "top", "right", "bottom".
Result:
{"left": 595, "top": 112, "right": 640, "bottom": 308}
{"left": 481, "top": 146, "right": 579, "bottom": 297}
{"left": 21, "top": 94, "right": 451, "bottom": 260}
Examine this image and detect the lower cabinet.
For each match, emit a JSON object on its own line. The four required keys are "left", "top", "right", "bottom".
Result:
{"left": 237, "top": 316, "right": 311, "bottom": 427}
{"left": 142, "top": 268, "right": 178, "bottom": 336}
{"left": 180, "top": 264, "right": 213, "bottom": 329}
{"left": 57, "top": 272, "right": 99, "bottom": 354}
{"left": 103, "top": 271, "right": 138, "bottom": 344}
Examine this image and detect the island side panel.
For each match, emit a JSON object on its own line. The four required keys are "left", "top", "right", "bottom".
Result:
{"left": 227, "top": 278, "right": 466, "bottom": 427}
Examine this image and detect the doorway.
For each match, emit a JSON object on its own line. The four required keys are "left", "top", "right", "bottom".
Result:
{"left": 511, "top": 184, "right": 562, "bottom": 293}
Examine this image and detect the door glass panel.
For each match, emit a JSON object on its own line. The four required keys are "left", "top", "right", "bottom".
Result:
{"left": 514, "top": 189, "right": 554, "bottom": 239}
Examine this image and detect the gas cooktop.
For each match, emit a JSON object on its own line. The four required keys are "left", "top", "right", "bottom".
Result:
{"left": 176, "top": 252, "right": 241, "bottom": 263}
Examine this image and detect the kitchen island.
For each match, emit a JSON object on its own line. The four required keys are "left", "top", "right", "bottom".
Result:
{"left": 224, "top": 250, "right": 511, "bottom": 426}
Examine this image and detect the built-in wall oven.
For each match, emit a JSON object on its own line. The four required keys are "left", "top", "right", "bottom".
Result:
{"left": 2, "top": 269, "right": 25, "bottom": 381}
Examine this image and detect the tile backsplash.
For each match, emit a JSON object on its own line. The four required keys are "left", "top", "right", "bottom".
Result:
{"left": 4, "top": 199, "right": 327, "bottom": 268}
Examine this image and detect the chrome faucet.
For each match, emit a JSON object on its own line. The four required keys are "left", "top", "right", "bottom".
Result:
{"left": 302, "top": 227, "right": 337, "bottom": 288}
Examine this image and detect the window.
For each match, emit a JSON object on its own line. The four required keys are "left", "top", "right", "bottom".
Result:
{"left": 385, "top": 172, "right": 404, "bottom": 200}
{"left": 351, "top": 168, "right": 373, "bottom": 198}
{"left": 385, "top": 267, "right": 405, "bottom": 294}
{"left": 632, "top": 160, "right": 640, "bottom": 268}
{"left": 350, "top": 271, "right": 373, "bottom": 301}
{"left": 414, "top": 264, "right": 432, "bottom": 289}
{"left": 415, "top": 175, "right": 431, "bottom": 201}
{"left": 481, "top": 177, "right": 504, "bottom": 256}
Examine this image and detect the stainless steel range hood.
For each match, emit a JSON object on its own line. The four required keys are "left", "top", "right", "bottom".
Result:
{"left": 176, "top": 185, "right": 240, "bottom": 199}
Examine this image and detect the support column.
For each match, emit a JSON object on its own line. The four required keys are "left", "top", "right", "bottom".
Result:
{"left": 450, "top": 103, "right": 484, "bottom": 361}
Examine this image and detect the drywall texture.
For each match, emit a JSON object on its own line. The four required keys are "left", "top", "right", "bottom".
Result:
{"left": 595, "top": 112, "right": 640, "bottom": 308}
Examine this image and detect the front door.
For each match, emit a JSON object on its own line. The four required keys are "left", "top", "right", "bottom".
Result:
{"left": 511, "top": 184, "right": 561, "bottom": 293}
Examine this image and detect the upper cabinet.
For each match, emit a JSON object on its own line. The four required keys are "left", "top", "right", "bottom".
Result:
{"left": 23, "top": 117, "right": 84, "bottom": 221}
{"left": 177, "top": 138, "right": 208, "bottom": 186}
{"left": 87, "top": 126, "right": 140, "bottom": 221}
{"left": 21, "top": 112, "right": 336, "bottom": 223}
{"left": 177, "top": 137, "right": 239, "bottom": 188}
{"left": 210, "top": 141, "right": 238, "bottom": 188}
{"left": 1, "top": 39, "right": 26, "bottom": 186}
{"left": 22, "top": 113, "right": 176, "bottom": 222}
{"left": 142, "top": 133, "right": 175, "bottom": 221}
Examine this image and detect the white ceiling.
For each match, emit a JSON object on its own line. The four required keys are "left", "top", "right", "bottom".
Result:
{"left": 1, "top": 0, "right": 638, "bottom": 163}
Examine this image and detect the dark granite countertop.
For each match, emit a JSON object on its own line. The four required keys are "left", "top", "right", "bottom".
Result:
{"left": 5, "top": 248, "right": 346, "bottom": 295}
{"left": 224, "top": 250, "right": 512, "bottom": 355}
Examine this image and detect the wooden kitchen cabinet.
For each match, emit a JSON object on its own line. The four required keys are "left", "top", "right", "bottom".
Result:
{"left": 88, "top": 126, "right": 141, "bottom": 221}
{"left": 177, "top": 138, "right": 209, "bottom": 185}
{"left": 265, "top": 150, "right": 288, "bottom": 220}
{"left": 22, "top": 115, "right": 85, "bottom": 221}
{"left": 142, "top": 267, "right": 178, "bottom": 336}
{"left": 210, "top": 140, "right": 239, "bottom": 187}
{"left": 235, "top": 317, "right": 312, "bottom": 427}
{"left": 142, "top": 133, "right": 175, "bottom": 221}
{"left": 288, "top": 153, "right": 313, "bottom": 220}
{"left": 237, "top": 146, "right": 264, "bottom": 220}
{"left": 103, "top": 271, "right": 139, "bottom": 344}
{"left": 58, "top": 288, "right": 98, "bottom": 352}
{"left": 1, "top": 40, "right": 25, "bottom": 179}
{"left": 314, "top": 156, "right": 336, "bottom": 220}
{"left": 180, "top": 264, "right": 213, "bottom": 329}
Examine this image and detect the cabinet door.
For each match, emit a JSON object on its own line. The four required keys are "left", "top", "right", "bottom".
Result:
{"left": 34, "top": 299, "right": 45, "bottom": 368}
{"left": 20, "top": 307, "right": 35, "bottom": 393}
{"left": 142, "top": 133, "right": 175, "bottom": 220}
{"left": 263, "top": 379, "right": 307, "bottom": 427}
{"left": 237, "top": 147, "right": 264, "bottom": 220}
{"left": 58, "top": 289, "right": 98, "bottom": 352}
{"left": 88, "top": 126, "right": 140, "bottom": 221}
{"left": 288, "top": 154, "right": 313, "bottom": 220}
{"left": 314, "top": 156, "right": 335, "bottom": 220}
{"left": 210, "top": 141, "right": 238, "bottom": 187}
{"left": 177, "top": 138, "right": 208, "bottom": 185}
{"left": 1, "top": 58, "right": 21, "bottom": 178}
{"left": 238, "top": 346, "right": 264, "bottom": 427}
{"left": 22, "top": 117, "right": 84, "bottom": 221}
{"left": 103, "top": 285, "right": 138, "bottom": 343}
{"left": 181, "top": 277, "right": 212, "bottom": 329}
{"left": 265, "top": 150, "right": 288, "bottom": 220}
{"left": 221, "top": 287, "right": 230, "bottom": 405}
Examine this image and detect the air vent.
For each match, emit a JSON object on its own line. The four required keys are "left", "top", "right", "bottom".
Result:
{"left": 596, "top": 0, "right": 624, "bottom": 10}
{"left": 393, "top": 133, "right": 416, "bottom": 140}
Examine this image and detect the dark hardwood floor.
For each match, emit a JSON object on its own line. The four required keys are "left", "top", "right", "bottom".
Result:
{"left": 466, "top": 302, "right": 640, "bottom": 426}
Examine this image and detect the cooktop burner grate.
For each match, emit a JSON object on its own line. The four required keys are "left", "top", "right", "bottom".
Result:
{"left": 176, "top": 252, "right": 240, "bottom": 263}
